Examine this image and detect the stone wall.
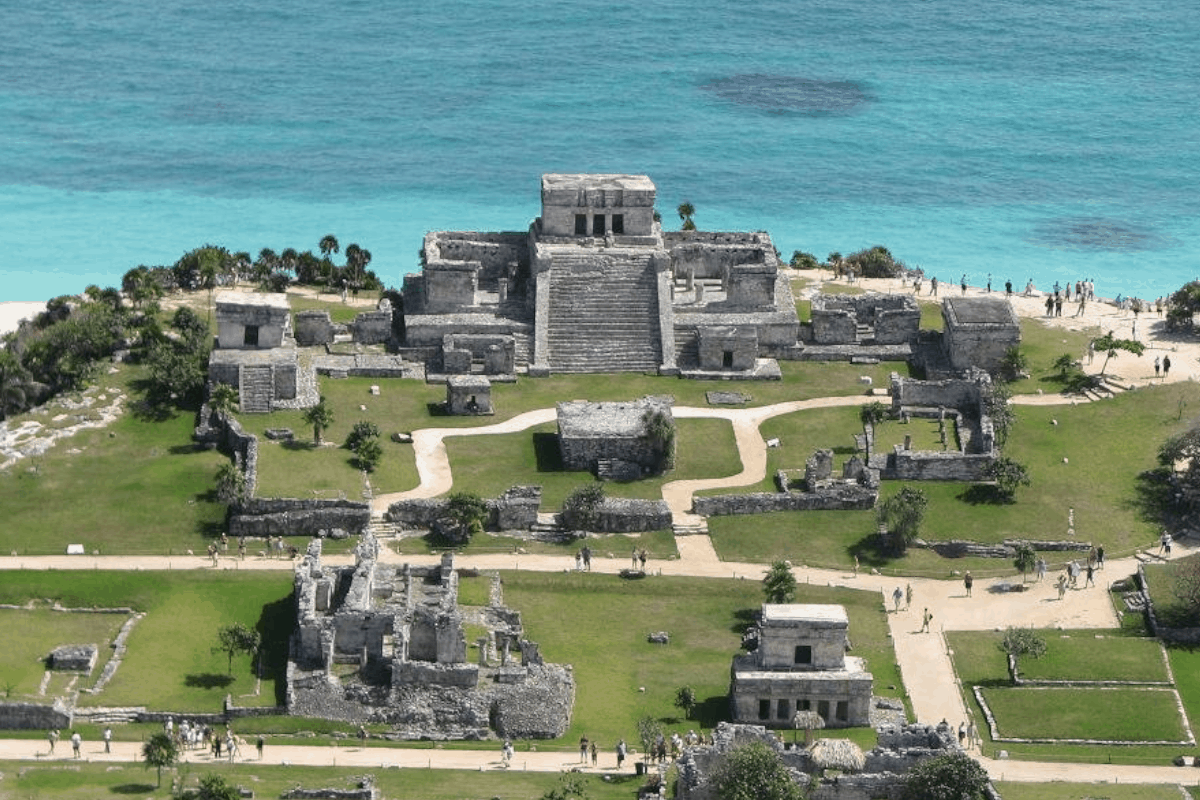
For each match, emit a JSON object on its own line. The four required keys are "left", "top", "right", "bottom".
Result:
{"left": 693, "top": 484, "right": 878, "bottom": 516}
{"left": 429, "top": 231, "right": 528, "bottom": 286}
{"left": 590, "top": 498, "right": 672, "bottom": 533}
{"left": 698, "top": 325, "right": 758, "bottom": 371}
{"left": 890, "top": 372, "right": 983, "bottom": 412}
{"left": 350, "top": 311, "right": 393, "bottom": 345}
{"left": 195, "top": 408, "right": 259, "bottom": 499}
{"left": 229, "top": 498, "right": 370, "bottom": 538}
{"left": 294, "top": 310, "right": 334, "bottom": 346}
{"left": 887, "top": 449, "right": 993, "bottom": 481}
{"left": 0, "top": 699, "right": 72, "bottom": 730}
{"left": 384, "top": 487, "right": 542, "bottom": 532}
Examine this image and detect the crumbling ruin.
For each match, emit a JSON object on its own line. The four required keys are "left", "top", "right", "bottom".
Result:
{"left": 288, "top": 534, "right": 574, "bottom": 739}
{"left": 730, "top": 604, "right": 874, "bottom": 729}
{"left": 207, "top": 292, "right": 299, "bottom": 413}
{"left": 675, "top": 721, "right": 989, "bottom": 800}
{"left": 557, "top": 395, "right": 675, "bottom": 479}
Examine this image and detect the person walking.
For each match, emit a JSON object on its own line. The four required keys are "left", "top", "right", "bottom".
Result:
{"left": 921, "top": 608, "right": 933, "bottom": 633}
{"left": 1155, "top": 356, "right": 1161, "bottom": 377}
{"left": 103, "top": 726, "right": 112, "bottom": 754}
{"left": 590, "top": 740, "right": 598, "bottom": 766}
{"left": 256, "top": 735, "right": 264, "bottom": 760}
{"left": 1035, "top": 557, "right": 1047, "bottom": 582}
{"left": 963, "top": 572, "right": 973, "bottom": 597}
{"left": 616, "top": 739, "right": 627, "bottom": 770}
{"left": 1085, "top": 563, "right": 1095, "bottom": 587}
{"left": 1097, "top": 546, "right": 1105, "bottom": 570}
{"left": 71, "top": 730, "right": 81, "bottom": 759}
{"left": 905, "top": 583, "right": 913, "bottom": 610}
{"left": 892, "top": 586, "right": 903, "bottom": 612}
{"left": 48, "top": 729, "right": 58, "bottom": 754}
{"left": 580, "top": 736, "right": 589, "bottom": 763}
{"left": 1056, "top": 573, "right": 1067, "bottom": 600}
{"left": 1164, "top": 355, "right": 1172, "bottom": 377}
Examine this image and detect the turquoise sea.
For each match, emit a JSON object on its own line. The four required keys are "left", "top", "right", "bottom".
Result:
{"left": 2, "top": 0, "right": 1197, "bottom": 301}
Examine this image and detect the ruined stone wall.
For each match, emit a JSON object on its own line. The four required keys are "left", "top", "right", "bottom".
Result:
{"left": 887, "top": 449, "right": 994, "bottom": 481}
{"left": 195, "top": 408, "right": 259, "bottom": 499}
{"left": 295, "top": 310, "right": 334, "bottom": 346}
{"left": 874, "top": 307, "right": 921, "bottom": 344}
{"left": 0, "top": 700, "right": 72, "bottom": 730}
{"left": 890, "top": 374, "right": 983, "bottom": 412}
{"left": 383, "top": 488, "right": 542, "bottom": 532}
{"left": 590, "top": 498, "right": 672, "bottom": 533}
{"left": 727, "top": 265, "right": 777, "bottom": 308}
{"left": 698, "top": 326, "right": 758, "bottom": 370}
{"left": 351, "top": 311, "right": 392, "bottom": 345}
{"left": 559, "top": 435, "right": 659, "bottom": 473}
{"left": 811, "top": 308, "right": 858, "bottom": 344}
{"left": 430, "top": 232, "right": 528, "bottom": 285}
{"left": 693, "top": 485, "right": 878, "bottom": 516}
{"left": 423, "top": 265, "right": 477, "bottom": 314}
{"left": 229, "top": 497, "right": 370, "bottom": 538}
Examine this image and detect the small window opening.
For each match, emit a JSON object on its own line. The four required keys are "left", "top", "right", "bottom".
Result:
{"left": 776, "top": 699, "right": 790, "bottom": 720}
{"left": 758, "top": 699, "right": 771, "bottom": 720}
{"left": 723, "top": 350, "right": 734, "bottom": 368}
{"left": 794, "top": 645, "right": 812, "bottom": 665}
{"left": 593, "top": 214, "right": 605, "bottom": 236}
{"left": 612, "top": 214, "right": 624, "bottom": 235}
{"left": 243, "top": 325, "right": 259, "bottom": 346}
{"left": 836, "top": 701, "right": 849, "bottom": 722}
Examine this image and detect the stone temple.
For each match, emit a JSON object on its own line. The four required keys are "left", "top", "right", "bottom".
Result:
{"left": 402, "top": 173, "right": 799, "bottom": 377}
{"left": 730, "top": 604, "right": 873, "bottom": 729}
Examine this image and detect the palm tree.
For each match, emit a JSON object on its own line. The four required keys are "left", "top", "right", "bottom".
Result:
{"left": 254, "top": 248, "right": 278, "bottom": 284}
{"left": 344, "top": 243, "right": 372, "bottom": 290}
{"left": 208, "top": 382, "right": 239, "bottom": 418}
{"left": 302, "top": 396, "right": 334, "bottom": 445}
{"left": 319, "top": 234, "right": 339, "bottom": 261}
{"left": 677, "top": 202, "right": 696, "bottom": 231}
{"left": 142, "top": 732, "right": 178, "bottom": 787}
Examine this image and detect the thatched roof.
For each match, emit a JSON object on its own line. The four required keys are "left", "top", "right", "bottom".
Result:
{"left": 792, "top": 710, "right": 825, "bottom": 731}
{"left": 809, "top": 737, "right": 866, "bottom": 773}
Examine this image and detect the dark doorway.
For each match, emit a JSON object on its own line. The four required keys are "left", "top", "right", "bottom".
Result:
{"left": 612, "top": 214, "right": 624, "bottom": 235}
{"left": 575, "top": 214, "right": 587, "bottom": 235}
{"left": 723, "top": 351, "right": 734, "bottom": 368}
{"left": 593, "top": 214, "right": 605, "bottom": 236}
{"left": 243, "top": 325, "right": 259, "bottom": 346}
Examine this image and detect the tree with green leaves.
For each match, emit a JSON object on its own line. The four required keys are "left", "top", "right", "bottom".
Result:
{"left": 443, "top": 492, "right": 488, "bottom": 544}
{"left": 1092, "top": 332, "right": 1145, "bottom": 376}
{"left": 860, "top": 401, "right": 887, "bottom": 427}
{"left": 345, "top": 420, "right": 380, "bottom": 451}
{"left": 901, "top": 751, "right": 989, "bottom": 800}
{"left": 763, "top": 560, "right": 798, "bottom": 604}
{"left": 1166, "top": 280, "right": 1200, "bottom": 333}
{"left": 195, "top": 773, "right": 241, "bottom": 800}
{"left": 876, "top": 486, "right": 928, "bottom": 555}
{"left": 344, "top": 243, "right": 372, "bottom": 290}
{"left": 214, "top": 462, "right": 247, "bottom": 507}
{"left": 212, "top": 622, "right": 261, "bottom": 676}
{"left": 677, "top": 201, "right": 696, "bottom": 231}
{"left": 1013, "top": 543, "right": 1036, "bottom": 582}
{"left": 998, "top": 626, "right": 1046, "bottom": 684}
{"left": 539, "top": 775, "right": 590, "bottom": 800}
{"left": 637, "top": 715, "right": 663, "bottom": 767}
{"left": 985, "top": 456, "right": 1030, "bottom": 502}
{"left": 302, "top": 396, "right": 334, "bottom": 445}
{"left": 674, "top": 685, "right": 697, "bottom": 720}
{"left": 981, "top": 381, "right": 1014, "bottom": 448}
{"left": 999, "top": 345, "right": 1028, "bottom": 382}
{"left": 1159, "top": 426, "right": 1200, "bottom": 524}
{"left": 142, "top": 731, "right": 178, "bottom": 787}
{"left": 352, "top": 435, "right": 383, "bottom": 472}
{"left": 713, "top": 741, "right": 806, "bottom": 800}
{"left": 790, "top": 251, "right": 820, "bottom": 270}
{"left": 208, "top": 382, "right": 239, "bottom": 418}
{"left": 562, "top": 483, "right": 605, "bottom": 530}
{"left": 642, "top": 408, "right": 676, "bottom": 473}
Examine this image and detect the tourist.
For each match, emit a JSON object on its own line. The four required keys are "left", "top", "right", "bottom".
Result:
{"left": 892, "top": 586, "right": 903, "bottom": 612}
{"left": 581, "top": 545, "right": 591, "bottom": 571}
{"left": 906, "top": 583, "right": 913, "bottom": 610}
{"left": 639, "top": 549, "right": 647, "bottom": 571}
{"left": 921, "top": 608, "right": 933, "bottom": 633}
{"left": 358, "top": 725, "right": 367, "bottom": 745}
{"left": 1085, "top": 563, "right": 1095, "bottom": 587}
{"left": 1035, "top": 557, "right": 1047, "bottom": 582}
{"left": 960, "top": 274, "right": 967, "bottom": 295}
{"left": 616, "top": 738, "right": 627, "bottom": 770}
{"left": 503, "top": 739, "right": 514, "bottom": 764}
{"left": 930, "top": 277, "right": 938, "bottom": 296}
{"left": 1097, "top": 546, "right": 1105, "bottom": 570}
{"left": 1155, "top": 356, "right": 1161, "bottom": 377}
{"left": 591, "top": 740, "right": 598, "bottom": 765}
{"left": 968, "top": 720, "right": 980, "bottom": 750}
{"left": 853, "top": 555, "right": 859, "bottom": 576}
{"left": 1056, "top": 574, "right": 1067, "bottom": 600}
{"left": 1005, "top": 279, "right": 1013, "bottom": 296}
{"left": 1163, "top": 355, "right": 1172, "bottom": 377}
{"left": 963, "top": 571, "right": 973, "bottom": 597}
{"left": 957, "top": 721, "right": 966, "bottom": 745}
{"left": 48, "top": 729, "right": 58, "bottom": 754}
{"left": 103, "top": 726, "right": 111, "bottom": 753}
{"left": 1044, "top": 295, "right": 1054, "bottom": 317}
{"left": 575, "top": 551, "right": 582, "bottom": 571}
{"left": 71, "top": 730, "right": 81, "bottom": 758}
{"left": 256, "top": 735, "right": 264, "bottom": 760}
{"left": 632, "top": 548, "right": 639, "bottom": 570}
{"left": 580, "top": 735, "right": 589, "bottom": 763}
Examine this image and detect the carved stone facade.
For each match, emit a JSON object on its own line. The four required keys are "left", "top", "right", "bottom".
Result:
{"left": 207, "top": 292, "right": 299, "bottom": 413}
{"left": 288, "top": 535, "right": 573, "bottom": 738}
{"left": 730, "top": 604, "right": 873, "bottom": 729}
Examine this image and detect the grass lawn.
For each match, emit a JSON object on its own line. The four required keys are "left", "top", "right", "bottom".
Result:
{"left": 0, "top": 607, "right": 130, "bottom": 697}
{"left": 709, "top": 385, "right": 1191, "bottom": 572}
{"left": 977, "top": 686, "right": 1187, "bottom": 742}
{"left": 947, "top": 630, "right": 1170, "bottom": 684}
{"left": 0, "top": 572, "right": 293, "bottom": 713}
{"left": 872, "top": 416, "right": 957, "bottom": 453}
{"left": 1140, "top": 557, "right": 1200, "bottom": 628}
{"left": 994, "top": 782, "right": 1192, "bottom": 800}
{"left": 0, "top": 762, "right": 639, "bottom": 800}
{"left": 0, "top": 367, "right": 229, "bottom": 556}
{"left": 442, "top": 417, "right": 739, "bottom": 510}
{"left": 501, "top": 572, "right": 903, "bottom": 751}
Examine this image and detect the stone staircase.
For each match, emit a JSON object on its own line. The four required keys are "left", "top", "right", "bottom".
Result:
{"left": 238, "top": 364, "right": 274, "bottom": 413}
{"left": 672, "top": 520, "right": 709, "bottom": 536}
{"left": 544, "top": 253, "right": 662, "bottom": 373}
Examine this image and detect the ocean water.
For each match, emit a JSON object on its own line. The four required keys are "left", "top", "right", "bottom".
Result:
{"left": 1, "top": 0, "right": 1197, "bottom": 301}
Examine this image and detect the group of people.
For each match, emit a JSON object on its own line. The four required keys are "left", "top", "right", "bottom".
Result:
{"left": 46, "top": 726, "right": 116, "bottom": 758}
{"left": 574, "top": 545, "right": 592, "bottom": 571}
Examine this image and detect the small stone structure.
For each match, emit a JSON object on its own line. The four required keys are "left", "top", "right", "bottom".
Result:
{"left": 942, "top": 296, "right": 1020, "bottom": 375}
{"left": 288, "top": 534, "right": 573, "bottom": 738}
{"left": 445, "top": 375, "right": 494, "bottom": 415}
{"left": 808, "top": 293, "right": 920, "bottom": 347}
{"left": 730, "top": 604, "right": 873, "bottom": 729}
{"left": 676, "top": 721, "right": 983, "bottom": 800}
{"left": 294, "top": 309, "right": 335, "bottom": 347}
{"left": 557, "top": 395, "right": 674, "bottom": 477}
{"left": 47, "top": 644, "right": 99, "bottom": 673}
{"left": 207, "top": 292, "right": 298, "bottom": 413}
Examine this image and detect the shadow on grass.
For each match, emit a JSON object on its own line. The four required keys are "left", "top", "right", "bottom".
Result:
{"left": 281, "top": 439, "right": 317, "bottom": 452}
{"left": 426, "top": 402, "right": 450, "bottom": 417}
{"left": 1130, "top": 467, "right": 1174, "bottom": 527}
{"left": 848, "top": 532, "right": 901, "bottom": 569}
{"left": 956, "top": 484, "right": 1012, "bottom": 506}
{"left": 111, "top": 784, "right": 158, "bottom": 794}
{"left": 185, "top": 673, "right": 234, "bottom": 689}
{"left": 693, "top": 696, "right": 729, "bottom": 729}
{"left": 169, "top": 443, "right": 204, "bottom": 455}
{"left": 256, "top": 593, "right": 296, "bottom": 705}
{"left": 533, "top": 432, "right": 565, "bottom": 472}
{"left": 730, "top": 607, "right": 759, "bottom": 636}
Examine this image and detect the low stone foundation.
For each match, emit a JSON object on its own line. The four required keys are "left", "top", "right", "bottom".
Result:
{"left": 693, "top": 484, "right": 878, "bottom": 517}
{"left": 228, "top": 498, "right": 370, "bottom": 538}
{"left": 0, "top": 700, "right": 72, "bottom": 731}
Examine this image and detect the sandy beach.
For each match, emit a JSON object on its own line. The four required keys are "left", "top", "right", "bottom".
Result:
{"left": 0, "top": 301, "right": 46, "bottom": 336}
